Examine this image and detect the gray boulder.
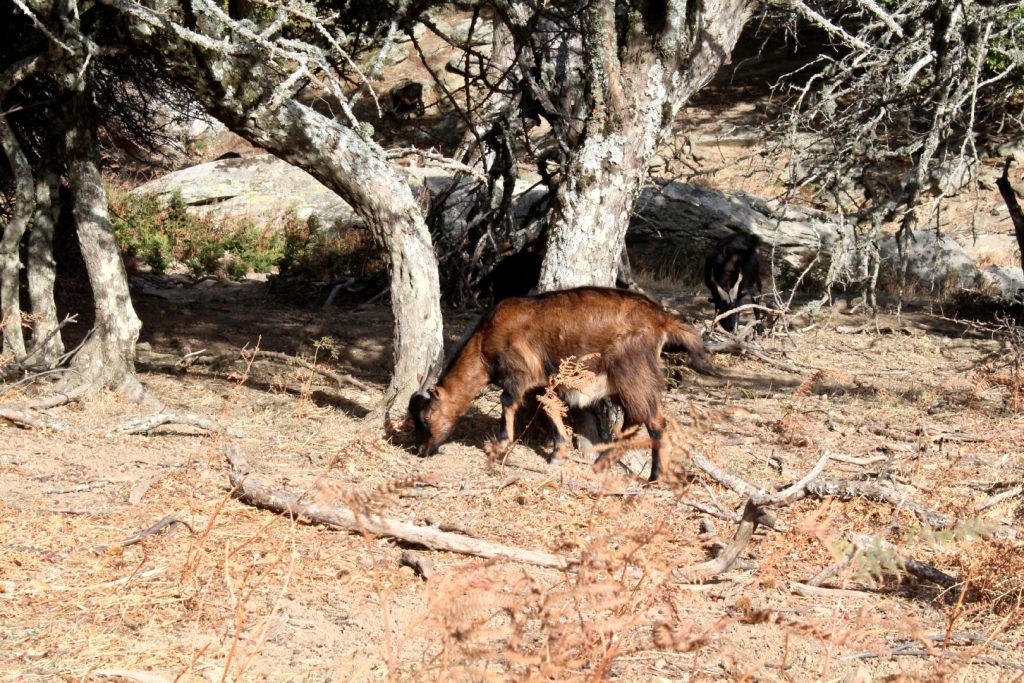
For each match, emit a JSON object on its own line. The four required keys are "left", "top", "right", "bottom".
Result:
{"left": 981, "top": 265, "right": 1024, "bottom": 301}
{"left": 132, "top": 154, "right": 360, "bottom": 229}
{"left": 878, "top": 230, "right": 982, "bottom": 295}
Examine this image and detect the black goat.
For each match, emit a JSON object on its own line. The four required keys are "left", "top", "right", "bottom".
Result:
{"left": 704, "top": 232, "right": 764, "bottom": 333}
{"left": 480, "top": 251, "right": 543, "bottom": 303}
{"left": 388, "top": 81, "right": 425, "bottom": 118}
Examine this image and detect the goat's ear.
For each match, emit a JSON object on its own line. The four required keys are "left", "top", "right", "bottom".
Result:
{"left": 428, "top": 385, "right": 446, "bottom": 401}
{"left": 408, "top": 391, "right": 430, "bottom": 415}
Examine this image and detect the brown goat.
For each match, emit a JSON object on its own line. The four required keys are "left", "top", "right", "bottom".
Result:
{"left": 408, "top": 287, "right": 716, "bottom": 481}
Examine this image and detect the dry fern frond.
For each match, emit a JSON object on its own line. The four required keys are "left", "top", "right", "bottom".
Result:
{"left": 794, "top": 368, "right": 853, "bottom": 397}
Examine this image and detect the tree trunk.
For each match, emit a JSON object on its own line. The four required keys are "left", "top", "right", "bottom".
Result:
{"left": 63, "top": 92, "right": 144, "bottom": 399}
{"left": 537, "top": 0, "right": 758, "bottom": 289}
{"left": 27, "top": 165, "right": 64, "bottom": 364}
{"left": 0, "top": 115, "right": 32, "bottom": 359}
{"left": 213, "top": 101, "right": 444, "bottom": 422}
{"left": 0, "top": 54, "right": 45, "bottom": 360}
{"left": 996, "top": 160, "right": 1024, "bottom": 279}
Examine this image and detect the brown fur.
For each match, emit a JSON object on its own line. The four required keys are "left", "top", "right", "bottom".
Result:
{"left": 408, "top": 287, "right": 716, "bottom": 481}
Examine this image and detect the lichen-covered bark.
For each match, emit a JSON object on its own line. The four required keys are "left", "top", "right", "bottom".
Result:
{"left": 27, "top": 166, "right": 64, "bottom": 364}
{"left": 0, "top": 115, "right": 33, "bottom": 358}
{"left": 63, "top": 94, "right": 144, "bottom": 399}
{"left": 538, "top": 0, "right": 758, "bottom": 290}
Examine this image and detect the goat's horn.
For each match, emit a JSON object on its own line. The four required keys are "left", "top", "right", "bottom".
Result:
{"left": 715, "top": 284, "right": 732, "bottom": 305}
{"left": 728, "top": 271, "right": 743, "bottom": 301}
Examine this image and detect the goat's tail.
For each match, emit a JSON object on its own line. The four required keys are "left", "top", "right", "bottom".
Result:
{"left": 664, "top": 319, "right": 718, "bottom": 377}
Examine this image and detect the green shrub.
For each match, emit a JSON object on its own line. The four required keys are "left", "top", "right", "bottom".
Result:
{"left": 108, "top": 186, "right": 285, "bottom": 278}
{"left": 277, "top": 215, "right": 379, "bottom": 281}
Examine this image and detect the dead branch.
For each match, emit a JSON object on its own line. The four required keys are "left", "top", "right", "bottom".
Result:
{"left": 0, "top": 407, "right": 68, "bottom": 430}
{"left": 2, "top": 314, "right": 78, "bottom": 377}
{"left": 224, "top": 445, "right": 570, "bottom": 570}
{"left": 709, "top": 303, "right": 780, "bottom": 331}
{"left": 974, "top": 485, "right": 1023, "bottom": 513}
{"left": 751, "top": 450, "right": 832, "bottom": 506}
{"left": 115, "top": 412, "right": 240, "bottom": 436}
{"left": 803, "top": 478, "right": 953, "bottom": 529}
{"left": 847, "top": 533, "right": 959, "bottom": 590}
{"left": 674, "top": 499, "right": 763, "bottom": 583}
{"left": 690, "top": 451, "right": 763, "bottom": 498}
{"left": 705, "top": 337, "right": 806, "bottom": 374}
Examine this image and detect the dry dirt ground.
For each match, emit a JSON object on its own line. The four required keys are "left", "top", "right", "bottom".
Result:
{"left": 2, "top": 276, "right": 1024, "bottom": 682}
{"left": 4, "top": 17, "right": 1024, "bottom": 681}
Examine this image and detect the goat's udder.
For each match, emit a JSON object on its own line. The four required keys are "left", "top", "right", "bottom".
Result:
{"left": 560, "top": 373, "right": 613, "bottom": 407}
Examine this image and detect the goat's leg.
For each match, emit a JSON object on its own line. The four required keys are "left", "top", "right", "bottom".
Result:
{"left": 751, "top": 280, "right": 766, "bottom": 335}
{"left": 645, "top": 410, "right": 668, "bottom": 482}
{"left": 545, "top": 405, "right": 572, "bottom": 465}
{"left": 496, "top": 390, "right": 521, "bottom": 450}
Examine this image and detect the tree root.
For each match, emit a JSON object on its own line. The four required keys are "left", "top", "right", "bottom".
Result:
{"left": 115, "top": 412, "right": 239, "bottom": 436}
{"left": 0, "top": 404, "right": 237, "bottom": 437}
{"left": 0, "top": 407, "right": 68, "bottom": 430}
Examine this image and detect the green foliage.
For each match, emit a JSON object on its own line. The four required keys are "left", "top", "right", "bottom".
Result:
{"left": 908, "top": 518, "right": 990, "bottom": 547}
{"left": 986, "top": 6, "right": 1024, "bottom": 78}
{"left": 276, "top": 215, "right": 377, "bottom": 280}
{"left": 109, "top": 187, "right": 285, "bottom": 278}
{"left": 109, "top": 187, "right": 380, "bottom": 288}
{"left": 831, "top": 518, "right": 990, "bottom": 585}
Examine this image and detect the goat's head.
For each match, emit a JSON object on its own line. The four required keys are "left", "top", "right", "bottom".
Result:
{"left": 407, "top": 386, "right": 455, "bottom": 457}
